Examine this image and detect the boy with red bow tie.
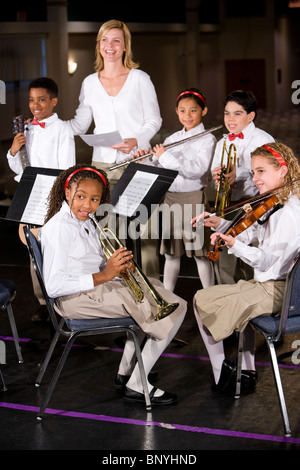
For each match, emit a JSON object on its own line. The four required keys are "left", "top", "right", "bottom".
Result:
{"left": 6, "top": 77, "right": 75, "bottom": 321}
{"left": 211, "top": 90, "right": 274, "bottom": 284}
{"left": 7, "top": 77, "right": 75, "bottom": 182}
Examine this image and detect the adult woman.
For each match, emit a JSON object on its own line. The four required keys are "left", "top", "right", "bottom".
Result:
{"left": 68, "top": 19, "right": 162, "bottom": 186}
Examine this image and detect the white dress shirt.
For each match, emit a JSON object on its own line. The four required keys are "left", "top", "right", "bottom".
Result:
{"left": 67, "top": 69, "right": 162, "bottom": 164}
{"left": 7, "top": 113, "right": 75, "bottom": 182}
{"left": 40, "top": 202, "right": 106, "bottom": 298}
{"left": 216, "top": 195, "right": 300, "bottom": 282}
{"left": 151, "top": 123, "right": 216, "bottom": 192}
{"left": 211, "top": 121, "right": 274, "bottom": 201}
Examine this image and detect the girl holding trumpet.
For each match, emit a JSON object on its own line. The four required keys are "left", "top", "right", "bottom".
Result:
{"left": 192, "top": 142, "right": 300, "bottom": 393}
{"left": 39, "top": 164, "right": 186, "bottom": 406}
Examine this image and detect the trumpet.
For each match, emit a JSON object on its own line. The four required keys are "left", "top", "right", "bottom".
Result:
{"left": 109, "top": 125, "right": 223, "bottom": 171}
{"left": 214, "top": 136, "right": 237, "bottom": 216}
{"left": 89, "top": 212, "right": 179, "bottom": 321}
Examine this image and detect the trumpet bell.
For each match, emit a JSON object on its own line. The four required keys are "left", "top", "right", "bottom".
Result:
{"left": 89, "top": 212, "right": 180, "bottom": 321}
{"left": 155, "top": 302, "right": 179, "bottom": 321}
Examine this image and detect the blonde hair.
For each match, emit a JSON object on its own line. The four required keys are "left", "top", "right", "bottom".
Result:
{"left": 94, "top": 19, "right": 139, "bottom": 72}
{"left": 251, "top": 142, "right": 300, "bottom": 202}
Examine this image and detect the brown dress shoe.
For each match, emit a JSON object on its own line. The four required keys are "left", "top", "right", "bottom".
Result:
{"left": 31, "top": 305, "right": 49, "bottom": 322}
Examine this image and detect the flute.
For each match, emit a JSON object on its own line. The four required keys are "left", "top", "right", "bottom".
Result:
{"left": 108, "top": 124, "right": 223, "bottom": 171}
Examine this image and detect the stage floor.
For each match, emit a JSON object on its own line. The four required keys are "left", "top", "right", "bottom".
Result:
{"left": 0, "top": 215, "right": 300, "bottom": 452}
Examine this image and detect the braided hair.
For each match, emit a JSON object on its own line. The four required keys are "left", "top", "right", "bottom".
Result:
{"left": 44, "top": 164, "right": 111, "bottom": 223}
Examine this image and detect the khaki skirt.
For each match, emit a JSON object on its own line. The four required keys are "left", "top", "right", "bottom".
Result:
{"left": 54, "top": 277, "right": 187, "bottom": 341}
{"left": 160, "top": 189, "right": 211, "bottom": 258}
{"left": 194, "top": 278, "right": 286, "bottom": 342}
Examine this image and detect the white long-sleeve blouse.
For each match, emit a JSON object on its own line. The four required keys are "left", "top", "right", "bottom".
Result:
{"left": 67, "top": 69, "right": 162, "bottom": 164}
{"left": 216, "top": 195, "right": 300, "bottom": 282}
{"left": 151, "top": 123, "right": 216, "bottom": 192}
{"left": 40, "top": 202, "right": 106, "bottom": 298}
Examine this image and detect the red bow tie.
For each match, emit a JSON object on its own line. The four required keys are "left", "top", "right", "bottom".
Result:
{"left": 228, "top": 132, "right": 243, "bottom": 141}
{"left": 32, "top": 118, "right": 45, "bottom": 128}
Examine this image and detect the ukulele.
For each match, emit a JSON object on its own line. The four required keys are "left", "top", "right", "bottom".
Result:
{"left": 12, "top": 115, "right": 30, "bottom": 169}
{"left": 12, "top": 115, "right": 40, "bottom": 244}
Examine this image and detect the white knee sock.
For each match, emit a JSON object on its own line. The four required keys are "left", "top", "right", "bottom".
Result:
{"left": 193, "top": 256, "right": 215, "bottom": 289}
{"left": 126, "top": 310, "right": 185, "bottom": 395}
{"left": 193, "top": 296, "right": 225, "bottom": 384}
{"left": 241, "top": 325, "right": 256, "bottom": 371}
{"left": 118, "top": 329, "right": 146, "bottom": 376}
{"left": 163, "top": 255, "right": 181, "bottom": 291}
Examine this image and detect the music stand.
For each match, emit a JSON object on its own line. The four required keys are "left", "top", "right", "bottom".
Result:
{"left": 5, "top": 167, "right": 61, "bottom": 226}
{"left": 110, "top": 162, "right": 178, "bottom": 266}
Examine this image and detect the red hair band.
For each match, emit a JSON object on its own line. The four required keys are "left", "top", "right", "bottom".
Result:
{"left": 261, "top": 145, "right": 287, "bottom": 167}
{"left": 176, "top": 91, "right": 206, "bottom": 107}
{"left": 64, "top": 167, "right": 107, "bottom": 190}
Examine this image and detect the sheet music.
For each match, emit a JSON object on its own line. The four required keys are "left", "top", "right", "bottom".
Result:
{"left": 79, "top": 131, "right": 123, "bottom": 148}
{"left": 21, "top": 174, "right": 57, "bottom": 225}
{"left": 113, "top": 170, "right": 158, "bottom": 217}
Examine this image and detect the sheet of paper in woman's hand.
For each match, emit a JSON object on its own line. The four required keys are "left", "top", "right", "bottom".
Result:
{"left": 79, "top": 131, "right": 123, "bottom": 147}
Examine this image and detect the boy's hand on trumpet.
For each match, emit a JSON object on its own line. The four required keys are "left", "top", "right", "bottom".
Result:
{"left": 212, "top": 162, "right": 236, "bottom": 187}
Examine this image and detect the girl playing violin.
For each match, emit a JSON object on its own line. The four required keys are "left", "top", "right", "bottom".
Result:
{"left": 40, "top": 164, "right": 186, "bottom": 405}
{"left": 191, "top": 142, "right": 300, "bottom": 393}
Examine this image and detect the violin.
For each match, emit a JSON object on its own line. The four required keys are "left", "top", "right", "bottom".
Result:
{"left": 207, "top": 193, "right": 280, "bottom": 262}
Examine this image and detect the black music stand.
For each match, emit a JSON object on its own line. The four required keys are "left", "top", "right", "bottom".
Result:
{"left": 110, "top": 162, "right": 178, "bottom": 266}
{"left": 5, "top": 167, "right": 61, "bottom": 226}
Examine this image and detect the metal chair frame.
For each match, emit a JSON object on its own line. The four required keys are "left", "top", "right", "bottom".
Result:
{"left": 23, "top": 226, "right": 151, "bottom": 419}
{"left": 0, "top": 279, "right": 23, "bottom": 365}
{"left": 235, "top": 252, "right": 300, "bottom": 437}
{"left": 0, "top": 277, "right": 24, "bottom": 391}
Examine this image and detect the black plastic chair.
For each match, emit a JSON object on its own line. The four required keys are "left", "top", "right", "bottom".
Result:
{"left": 0, "top": 279, "right": 23, "bottom": 364}
{"left": 23, "top": 226, "right": 151, "bottom": 419}
{"left": 235, "top": 252, "right": 300, "bottom": 437}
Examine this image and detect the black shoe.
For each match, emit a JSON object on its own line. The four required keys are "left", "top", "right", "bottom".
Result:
{"left": 114, "top": 374, "right": 130, "bottom": 391}
{"left": 114, "top": 370, "right": 158, "bottom": 391}
{"left": 235, "top": 369, "right": 258, "bottom": 393}
{"left": 211, "top": 359, "right": 236, "bottom": 392}
{"left": 123, "top": 386, "right": 177, "bottom": 406}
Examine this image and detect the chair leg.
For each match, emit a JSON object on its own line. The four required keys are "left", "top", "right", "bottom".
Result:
{"left": 0, "top": 369, "right": 7, "bottom": 391}
{"left": 37, "top": 332, "right": 79, "bottom": 420}
{"left": 6, "top": 303, "right": 23, "bottom": 363}
{"left": 267, "top": 337, "right": 291, "bottom": 437}
{"left": 235, "top": 331, "right": 244, "bottom": 399}
{"left": 127, "top": 328, "right": 152, "bottom": 411}
{"left": 35, "top": 317, "right": 65, "bottom": 387}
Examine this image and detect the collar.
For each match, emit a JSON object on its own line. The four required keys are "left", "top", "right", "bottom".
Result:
{"left": 61, "top": 201, "right": 92, "bottom": 229}
{"left": 31, "top": 113, "right": 58, "bottom": 128}
{"left": 226, "top": 121, "right": 255, "bottom": 142}
{"left": 182, "top": 122, "right": 205, "bottom": 137}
